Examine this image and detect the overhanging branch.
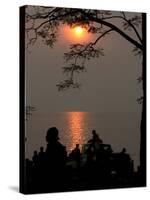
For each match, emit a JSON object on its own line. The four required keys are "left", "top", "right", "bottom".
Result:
{"left": 85, "top": 12, "right": 143, "bottom": 50}
{"left": 92, "top": 29, "right": 113, "bottom": 45}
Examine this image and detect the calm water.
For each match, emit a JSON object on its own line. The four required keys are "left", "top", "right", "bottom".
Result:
{"left": 26, "top": 112, "right": 141, "bottom": 170}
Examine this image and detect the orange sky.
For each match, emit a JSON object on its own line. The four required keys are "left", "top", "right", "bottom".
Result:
{"left": 62, "top": 25, "right": 92, "bottom": 43}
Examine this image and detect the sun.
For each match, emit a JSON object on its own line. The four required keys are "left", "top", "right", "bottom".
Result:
{"left": 63, "top": 24, "right": 91, "bottom": 42}
{"left": 74, "top": 26, "right": 84, "bottom": 35}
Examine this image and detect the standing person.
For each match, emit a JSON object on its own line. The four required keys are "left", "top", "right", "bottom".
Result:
{"left": 45, "top": 127, "right": 67, "bottom": 167}
{"left": 45, "top": 127, "right": 67, "bottom": 190}
{"left": 91, "top": 130, "right": 103, "bottom": 144}
{"left": 72, "top": 144, "right": 81, "bottom": 164}
{"left": 88, "top": 130, "right": 103, "bottom": 151}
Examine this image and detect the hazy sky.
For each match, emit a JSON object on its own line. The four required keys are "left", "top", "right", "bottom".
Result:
{"left": 25, "top": 9, "right": 142, "bottom": 114}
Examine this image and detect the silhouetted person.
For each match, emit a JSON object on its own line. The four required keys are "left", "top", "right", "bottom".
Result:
{"left": 88, "top": 130, "right": 103, "bottom": 145}
{"left": 39, "top": 146, "right": 44, "bottom": 156}
{"left": 38, "top": 146, "right": 46, "bottom": 164}
{"left": 45, "top": 127, "right": 67, "bottom": 169}
{"left": 40, "top": 146, "right": 44, "bottom": 152}
{"left": 71, "top": 144, "right": 81, "bottom": 163}
{"left": 120, "top": 147, "right": 126, "bottom": 154}
{"left": 32, "top": 151, "right": 38, "bottom": 165}
{"left": 41, "top": 127, "right": 67, "bottom": 190}
{"left": 88, "top": 130, "right": 103, "bottom": 159}
{"left": 118, "top": 147, "right": 132, "bottom": 178}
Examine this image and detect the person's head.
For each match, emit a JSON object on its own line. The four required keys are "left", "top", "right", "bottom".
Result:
{"left": 40, "top": 146, "right": 44, "bottom": 152}
{"left": 92, "top": 130, "right": 96, "bottom": 135}
{"left": 122, "top": 148, "right": 126, "bottom": 153}
{"left": 76, "top": 144, "right": 79, "bottom": 148}
{"left": 34, "top": 150, "right": 37, "bottom": 155}
{"left": 46, "top": 127, "right": 59, "bottom": 143}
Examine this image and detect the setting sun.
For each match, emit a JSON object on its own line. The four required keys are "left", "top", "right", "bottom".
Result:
{"left": 62, "top": 25, "right": 92, "bottom": 43}
{"left": 74, "top": 26, "right": 84, "bottom": 36}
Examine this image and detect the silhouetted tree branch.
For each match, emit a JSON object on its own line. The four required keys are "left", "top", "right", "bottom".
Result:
{"left": 57, "top": 29, "right": 112, "bottom": 90}
{"left": 83, "top": 12, "right": 142, "bottom": 50}
{"left": 100, "top": 12, "right": 142, "bottom": 44}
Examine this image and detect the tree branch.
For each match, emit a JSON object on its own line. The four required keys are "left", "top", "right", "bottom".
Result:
{"left": 121, "top": 12, "right": 142, "bottom": 44}
{"left": 84, "top": 12, "right": 143, "bottom": 50}
{"left": 92, "top": 29, "right": 113, "bottom": 45}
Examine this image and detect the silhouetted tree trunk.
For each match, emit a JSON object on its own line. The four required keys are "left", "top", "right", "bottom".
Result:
{"left": 139, "top": 13, "right": 146, "bottom": 185}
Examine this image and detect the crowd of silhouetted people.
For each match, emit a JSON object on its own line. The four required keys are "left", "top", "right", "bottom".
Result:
{"left": 25, "top": 127, "right": 142, "bottom": 194}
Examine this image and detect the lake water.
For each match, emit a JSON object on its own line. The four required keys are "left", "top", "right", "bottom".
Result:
{"left": 25, "top": 111, "right": 141, "bottom": 170}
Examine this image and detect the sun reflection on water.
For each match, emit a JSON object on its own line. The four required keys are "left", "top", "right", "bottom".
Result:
{"left": 67, "top": 112, "right": 87, "bottom": 151}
